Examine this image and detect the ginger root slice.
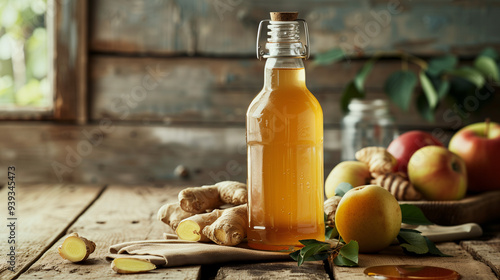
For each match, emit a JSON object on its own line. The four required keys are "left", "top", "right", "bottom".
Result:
{"left": 57, "top": 233, "right": 96, "bottom": 262}
{"left": 355, "top": 147, "right": 397, "bottom": 174}
{"left": 324, "top": 196, "right": 342, "bottom": 227}
{"left": 179, "top": 181, "right": 247, "bottom": 214}
{"left": 372, "top": 172, "right": 423, "bottom": 201}
{"left": 111, "top": 258, "right": 156, "bottom": 274}
{"left": 176, "top": 209, "right": 224, "bottom": 242}
{"left": 157, "top": 202, "right": 194, "bottom": 231}
{"left": 202, "top": 204, "right": 247, "bottom": 246}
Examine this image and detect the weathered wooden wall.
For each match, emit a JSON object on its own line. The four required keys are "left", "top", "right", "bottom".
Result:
{"left": 90, "top": 0, "right": 500, "bottom": 56}
{"left": 1, "top": 0, "right": 500, "bottom": 185}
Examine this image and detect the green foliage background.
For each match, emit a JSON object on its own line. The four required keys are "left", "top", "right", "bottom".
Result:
{"left": 0, "top": 0, "right": 49, "bottom": 107}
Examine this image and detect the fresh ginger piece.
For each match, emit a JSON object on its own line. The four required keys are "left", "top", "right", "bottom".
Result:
{"left": 176, "top": 209, "right": 224, "bottom": 242}
{"left": 111, "top": 258, "right": 156, "bottom": 274}
{"left": 57, "top": 233, "right": 96, "bottom": 262}
{"left": 216, "top": 181, "right": 248, "bottom": 205}
{"left": 355, "top": 147, "right": 397, "bottom": 175}
{"left": 179, "top": 185, "right": 220, "bottom": 214}
{"left": 157, "top": 202, "right": 194, "bottom": 231}
{"left": 179, "top": 181, "right": 247, "bottom": 214}
{"left": 324, "top": 196, "right": 342, "bottom": 227}
{"left": 202, "top": 204, "right": 247, "bottom": 246}
{"left": 372, "top": 172, "right": 423, "bottom": 201}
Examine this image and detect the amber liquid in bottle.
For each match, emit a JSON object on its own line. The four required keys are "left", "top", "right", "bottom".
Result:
{"left": 246, "top": 65, "right": 325, "bottom": 251}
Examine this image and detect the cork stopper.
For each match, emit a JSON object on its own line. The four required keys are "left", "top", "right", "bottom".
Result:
{"left": 270, "top": 12, "right": 298, "bottom": 21}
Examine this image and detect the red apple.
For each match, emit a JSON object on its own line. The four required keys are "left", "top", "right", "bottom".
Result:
{"left": 408, "top": 146, "right": 467, "bottom": 201}
{"left": 387, "top": 131, "right": 444, "bottom": 175}
{"left": 448, "top": 121, "right": 500, "bottom": 192}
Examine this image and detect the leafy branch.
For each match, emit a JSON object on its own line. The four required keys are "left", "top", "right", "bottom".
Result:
{"left": 314, "top": 48, "right": 500, "bottom": 122}
{"left": 290, "top": 183, "right": 450, "bottom": 267}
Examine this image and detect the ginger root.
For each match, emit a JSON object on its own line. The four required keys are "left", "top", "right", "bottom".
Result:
{"left": 176, "top": 209, "right": 224, "bottom": 242}
{"left": 58, "top": 233, "right": 96, "bottom": 263}
{"left": 372, "top": 172, "right": 423, "bottom": 201}
{"left": 324, "top": 196, "right": 342, "bottom": 227}
{"left": 111, "top": 258, "right": 156, "bottom": 274}
{"left": 202, "top": 204, "right": 247, "bottom": 246}
{"left": 355, "top": 147, "right": 397, "bottom": 175}
{"left": 179, "top": 181, "right": 247, "bottom": 214}
{"left": 157, "top": 202, "right": 194, "bottom": 231}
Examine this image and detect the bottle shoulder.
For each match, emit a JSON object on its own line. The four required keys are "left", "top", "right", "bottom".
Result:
{"left": 247, "top": 87, "right": 323, "bottom": 118}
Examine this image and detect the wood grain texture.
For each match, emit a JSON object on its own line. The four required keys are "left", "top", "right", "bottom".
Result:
{"left": 89, "top": 0, "right": 500, "bottom": 56}
{"left": 0, "top": 184, "right": 104, "bottom": 280}
{"left": 331, "top": 242, "right": 498, "bottom": 279}
{"left": 215, "top": 261, "right": 329, "bottom": 280}
{"left": 52, "top": 0, "right": 87, "bottom": 123}
{"left": 0, "top": 123, "right": 340, "bottom": 185}
{"left": 461, "top": 240, "right": 500, "bottom": 278}
{"left": 401, "top": 191, "right": 500, "bottom": 226}
{"left": 18, "top": 185, "right": 202, "bottom": 279}
{"left": 89, "top": 55, "right": 500, "bottom": 127}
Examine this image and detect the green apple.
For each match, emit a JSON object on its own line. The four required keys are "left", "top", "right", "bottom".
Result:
{"left": 325, "top": 161, "right": 371, "bottom": 198}
{"left": 448, "top": 121, "right": 500, "bottom": 192}
{"left": 408, "top": 146, "right": 467, "bottom": 200}
{"left": 335, "top": 185, "right": 402, "bottom": 253}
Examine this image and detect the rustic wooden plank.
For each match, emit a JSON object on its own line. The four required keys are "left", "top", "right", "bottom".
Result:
{"left": 461, "top": 239, "right": 500, "bottom": 278}
{"left": 89, "top": 0, "right": 500, "bottom": 56}
{"left": 18, "top": 185, "right": 202, "bottom": 279}
{"left": 0, "top": 123, "right": 340, "bottom": 186}
{"left": 215, "top": 261, "right": 329, "bottom": 280}
{"left": 331, "top": 242, "right": 498, "bottom": 279}
{"left": 401, "top": 191, "right": 500, "bottom": 226}
{"left": 0, "top": 184, "right": 104, "bottom": 280}
{"left": 89, "top": 55, "right": 500, "bottom": 128}
{"left": 52, "top": 0, "right": 88, "bottom": 123}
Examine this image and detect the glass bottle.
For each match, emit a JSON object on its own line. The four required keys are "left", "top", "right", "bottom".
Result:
{"left": 341, "top": 99, "right": 398, "bottom": 161}
{"left": 246, "top": 12, "right": 325, "bottom": 251}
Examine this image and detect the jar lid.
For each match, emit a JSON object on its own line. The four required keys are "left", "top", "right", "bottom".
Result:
{"left": 348, "top": 99, "right": 389, "bottom": 112}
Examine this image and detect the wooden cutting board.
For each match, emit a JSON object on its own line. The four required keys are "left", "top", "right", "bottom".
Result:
{"left": 400, "top": 191, "right": 500, "bottom": 226}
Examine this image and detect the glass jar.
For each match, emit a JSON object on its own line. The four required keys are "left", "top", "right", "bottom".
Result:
{"left": 341, "top": 99, "right": 398, "bottom": 161}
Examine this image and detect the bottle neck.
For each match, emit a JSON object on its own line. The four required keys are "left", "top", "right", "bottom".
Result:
{"left": 264, "top": 58, "right": 306, "bottom": 89}
{"left": 263, "top": 21, "right": 306, "bottom": 89}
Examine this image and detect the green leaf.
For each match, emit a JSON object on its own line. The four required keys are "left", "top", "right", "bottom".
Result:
{"left": 299, "top": 239, "right": 329, "bottom": 247}
{"left": 426, "top": 54, "right": 458, "bottom": 76}
{"left": 299, "top": 243, "right": 331, "bottom": 265}
{"left": 341, "top": 81, "right": 365, "bottom": 113}
{"left": 384, "top": 70, "right": 418, "bottom": 111}
{"left": 448, "top": 67, "right": 485, "bottom": 88}
{"left": 289, "top": 249, "right": 300, "bottom": 259}
{"left": 354, "top": 58, "right": 376, "bottom": 91}
{"left": 333, "top": 240, "right": 359, "bottom": 267}
{"left": 400, "top": 204, "right": 433, "bottom": 225}
{"left": 313, "top": 48, "right": 344, "bottom": 65}
{"left": 424, "top": 236, "right": 452, "bottom": 257}
{"left": 437, "top": 79, "right": 450, "bottom": 100}
{"left": 474, "top": 56, "right": 500, "bottom": 82}
{"left": 419, "top": 71, "right": 438, "bottom": 109}
{"left": 325, "top": 225, "right": 339, "bottom": 239}
{"left": 416, "top": 94, "right": 435, "bottom": 122}
{"left": 397, "top": 228, "right": 429, "bottom": 255}
{"left": 291, "top": 239, "right": 332, "bottom": 266}
{"left": 479, "top": 47, "right": 499, "bottom": 60}
{"left": 341, "top": 58, "right": 378, "bottom": 112}
{"left": 335, "top": 182, "right": 353, "bottom": 197}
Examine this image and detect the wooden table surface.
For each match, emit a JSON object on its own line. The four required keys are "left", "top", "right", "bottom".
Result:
{"left": 1, "top": 184, "right": 499, "bottom": 280}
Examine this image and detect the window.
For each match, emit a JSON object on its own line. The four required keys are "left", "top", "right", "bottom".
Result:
{"left": 0, "top": 0, "right": 87, "bottom": 122}
{"left": 0, "top": 0, "right": 52, "bottom": 112}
